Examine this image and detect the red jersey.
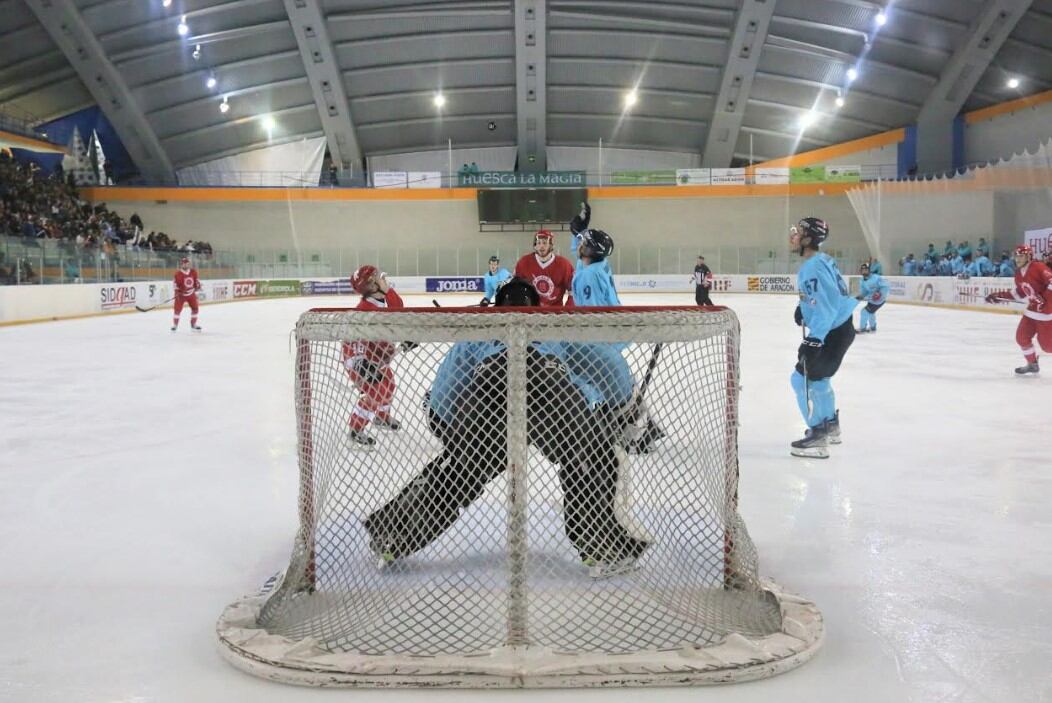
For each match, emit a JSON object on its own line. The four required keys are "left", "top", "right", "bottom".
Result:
{"left": 1003, "top": 262, "right": 1052, "bottom": 321}
{"left": 514, "top": 253, "right": 575, "bottom": 306}
{"left": 342, "top": 288, "right": 405, "bottom": 367}
{"left": 174, "top": 268, "right": 200, "bottom": 298}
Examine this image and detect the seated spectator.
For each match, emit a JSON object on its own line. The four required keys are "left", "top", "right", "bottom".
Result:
{"left": 950, "top": 251, "right": 965, "bottom": 277}
{"left": 937, "top": 255, "right": 952, "bottom": 277}
{"left": 963, "top": 254, "right": 980, "bottom": 278}
{"left": 924, "top": 243, "right": 938, "bottom": 263}
{"left": 902, "top": 253, "right": 917, "bottom": 276}
{"left": 919, "top": 257, "right": 935, "bottom": 276}
{"left": 957, "top": 240, "right": 972, "bottom": 260}
{"left": 998, "top": 255, "right": 1014, "bottom": 277}
{"left": 975, "top": 237, "right": 990, "bottom": 257}
{"left": 869, "top": 258, "right": 883, "bottom": 275}
{"left": 943, "top": 240, "right": 956, "bottom": 257}
{"left": 975, "top": 251, "right": 993, "bottom": 276}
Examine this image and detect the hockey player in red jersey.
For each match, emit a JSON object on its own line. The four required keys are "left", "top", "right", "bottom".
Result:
{"left": 341, "top": 265, "right": 405, "bottom": 447}
{"left": 172, "top": 256, "right": 202, "bottom": 332}
{"left": 985, "top": 244, "right": 1052, "bottom": 374}
{"left": 514, "top": 229, "right": 575, "bottom": 306}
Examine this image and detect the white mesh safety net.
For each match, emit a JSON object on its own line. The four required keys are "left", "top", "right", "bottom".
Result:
{"left": 216, "top": 306, "right": 823, "bottom": 687}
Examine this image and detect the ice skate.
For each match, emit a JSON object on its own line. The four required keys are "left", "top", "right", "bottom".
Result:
{"left": 790, "top": 421, "right": 830, "bottom": 459}
{"left": 1015, "top": 362, "right": 1040, "bottom": 375}
{"left": 348, "top": 427, "right": 377, "bottom": 448}
{"left": 626, "top": 419, "right": 665, "bottom": 454}
{"left": 374, "top": 415, "right": 401, "bottom": 431}
{"left": 827, "top": 410, "right": 842, "bottom": 445}
{"left": 170, "top": 325, "right": 177, "bottom": 332}
{"left": 584, "top": 554, "right": 641, "bottom": 579}
{"left": 191, "top": 324, "right": 202, "bottom": 332}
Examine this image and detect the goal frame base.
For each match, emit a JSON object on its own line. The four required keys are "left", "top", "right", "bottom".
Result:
{"left": 216, "top": 572, "right": 823, "bottom": 689}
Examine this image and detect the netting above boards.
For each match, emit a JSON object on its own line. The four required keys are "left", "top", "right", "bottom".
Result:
{"left": 217, "top": 307, "right": 823, "bottom": 687}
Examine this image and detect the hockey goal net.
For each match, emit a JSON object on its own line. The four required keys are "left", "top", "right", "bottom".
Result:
{"left": 217, "top": 305, "right": 822, "bottom": 687}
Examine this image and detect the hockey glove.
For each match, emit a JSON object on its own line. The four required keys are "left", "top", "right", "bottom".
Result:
{"left": 354, "top": 359, "right": 384, "bottom": 384}
{"left": 798, "top": 337, "right": 823, "bottom": 369}
{"left": 793, "top": 305, "right": 804, "bottom": 327}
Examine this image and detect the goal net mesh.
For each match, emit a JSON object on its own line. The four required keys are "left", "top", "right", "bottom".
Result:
{"left": 217, "top": 306, "right": 822, "bottom": 687}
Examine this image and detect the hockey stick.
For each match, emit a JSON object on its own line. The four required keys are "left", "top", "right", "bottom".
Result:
{"left": 135, "top": 295, "right": 176, "bottom": 312}
{"left": 637, "top": 342, "right": 664, "bottom": 402}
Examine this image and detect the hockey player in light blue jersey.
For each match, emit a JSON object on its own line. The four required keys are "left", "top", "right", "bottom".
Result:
{"left": 572, "top": 228, "right": 621, "bottom": 307}
{"left": 480, "top": 255, "right": 511, "bottom": 306}
{"left": 856, "top": 262, "right": 890, "bottom": 333}
{"left": 789, "top": 217, "right": 857, "bottom": 459}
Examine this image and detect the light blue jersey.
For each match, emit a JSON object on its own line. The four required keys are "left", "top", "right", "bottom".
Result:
{"left": 858, "top": 273, "right": 889, "bottom": 304}
{"left": 483, "top": 267, "right": 511, "bottom": 300}
{"left": 869, "top": 261, "right": 883, "bottom": 275}
{"left": 975, "top": 255, "right": 993, "bottom": 276}
{"left": 573, "top": 259, "right": 621, "bottom": 306}
{"left": 429, "top": 340, "right": 632, "bottom": 422}
{"left": 964, "top": 260, "right": 981, "bottom": 277}
{"left": 795, "top": 253, "right": 857, "bottom": 342}
{"left": 999, "top": 259, "right": 1014, "bottom": 277}
{"left": 950, "top": 255, "right": 964, "bottom": 276}
{"left": 937, "top": 259, "right": 952, "bottom": 276}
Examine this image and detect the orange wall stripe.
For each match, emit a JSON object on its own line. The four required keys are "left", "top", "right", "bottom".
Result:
{"left": 86, "top": 182, "right": 859, "bottom": 203}
{"left": 749, "top": 128, "right": 905, "bottom": 170}
{"left": 81, "top": 186, "right": 478, "bottom": 202}
{"left": 0, "top": 129, "right": 67, "bottom": 154}
{"left": 963, "top": 88, "right": 1052, "bottom": 125}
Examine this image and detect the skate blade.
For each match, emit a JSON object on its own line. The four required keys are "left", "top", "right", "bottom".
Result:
{"left": 587, "top": 557, "right": 640, "bottom": 579}
{"left": 790, "top": 446, "right": 830, "bottom": 459}
{"left": 828, "top": 436, "right": 842, "bottom": 445}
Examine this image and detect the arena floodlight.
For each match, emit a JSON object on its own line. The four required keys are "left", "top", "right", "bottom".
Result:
{"left": 624, "top": 90, "right": 638, "bottom": 108}
{"left": 433, "top": 93, "right": 446, "bottom": 108}
{"left": 846, "top": 67, "right": 858, "bottom": 83}
{"left": 220, "top": 96, "right": 230, "bottom": 114}
{"left": 1007, "top": 77, "right": 1020, "bottom": 89}
{"left": 875, "top": 12, "right": 887, "bottom": 26}
{"left": 206, "top": 75, "right": 217, "bottom": 89}
{"left": 177, "top": 16, "right": 189, "bottom": 36}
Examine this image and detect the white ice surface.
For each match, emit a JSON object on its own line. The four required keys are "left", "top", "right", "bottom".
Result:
{"left": 1, "top": 293, "right": 1050, "bottom": 703}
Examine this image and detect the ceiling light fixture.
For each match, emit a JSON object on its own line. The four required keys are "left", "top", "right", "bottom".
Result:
{"left": 219, "top": 96, "right": 229, "bottom": 114}
{"left": 624, "top": 90, "right": 638, "bottom": 107}
{"left": 798, "top": 111, "right": 818, "bottom": 130}
{"left": 177, "top": 16, "right": 189, "bottom": 36}
{"left": 433, "top": 93, "right": 446, "bottom": 108}
{"left": 192, "top": 44, "right": 201, "bottom": 60}
{"left": 162, "top": 0, "right": 172, "bottom": 7}
{"left": 1007, "top": 77, "right": 1020, "bottom": 89}
{"left": 206, "top": 75, "right": 217, "bottom": 89}
{"left": 875, "top": 12, "right": 887, "bottom": 26}
{"left": 835, "top": 96, "right": 845, "bottom": 108}
{"left": 846, "top": 67, "right": 858, "bottom": 83}
{"left": 262, "top": 115, "right": 276, "bottom": 132}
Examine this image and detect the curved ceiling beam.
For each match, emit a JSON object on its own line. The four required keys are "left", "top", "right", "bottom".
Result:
{"left": 702, "top": 0, "right": 776, "bottom": 167}
{"left": 282, "top": 0, "right": 361, "bottom": 176}
{"left": 23, "top": 0, "right": 175, "bottom": 182}
{"left": 515, "top": 0, "right": 546, "bottom": 170}
{"left": 916, "top": 0, "right": 1034, "bottom": 172}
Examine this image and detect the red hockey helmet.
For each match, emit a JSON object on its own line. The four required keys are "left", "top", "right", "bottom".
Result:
{"left": 1014, "top": 244, "right": 1034, "bottom": 258}
{"left": 179, "top": 256, "right": 190, "bottom": 267}
{"left": 351, "top": 264, "right": 379, "bottom": 295}
{"left": 534, "top": 229, "right": 554, "bottom": 245}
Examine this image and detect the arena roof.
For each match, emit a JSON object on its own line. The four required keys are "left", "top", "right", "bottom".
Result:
{"left": 2, "top": 0, "right": 1050, "bottom": 179}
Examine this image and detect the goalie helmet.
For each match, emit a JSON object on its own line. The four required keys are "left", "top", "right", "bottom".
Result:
{"left": 579, "top": 229, "right": 614, "bottom": 261}
{"left": 351, "top": 264, "right": 379, "bottom": 295}
{"left": 494, "top": 277, "right": 540, "bottom": 307}
{"left": 793, "top": 217, "right": 829, "bottom": 247}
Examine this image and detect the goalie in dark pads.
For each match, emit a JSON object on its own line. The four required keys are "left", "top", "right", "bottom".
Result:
{"left": 364, "top": 277, "right": 650, "bottom": 578}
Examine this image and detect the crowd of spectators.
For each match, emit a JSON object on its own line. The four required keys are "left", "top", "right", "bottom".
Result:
{"left": 0, "top": 151, "right": 211, "bottom": 284}
{"left": 895, "top": 238, "right": 1032, "bottom": 278}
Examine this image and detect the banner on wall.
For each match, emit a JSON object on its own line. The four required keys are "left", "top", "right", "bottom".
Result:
{"left": 675, "top": 168, "right": 711, "bottom": 185}
{"left": 372, "top": 171, "right": 409, "bottom": 188}
{"left": 789, "top": 166, "right": 826, "bottom": 184}
{"left": 610, "top": 170, "right": 677, "bottom": 184}
{"left": 426, "top": 277, "right": 484, "bottom": 293}
{"left": 710, "top": 168, "right": 746, "bottom": 185}
{"left": 825, "top": 166, "right": 862, "bottom": 183}
{"left": 408, "top": 171, "right": 443, "bottom": 188}
{"left": 754, "top": 168, "right": 789, "bottom": 185}
{"left": 458, "top": 171, "right": 585, "bottom": 187}
{"left": 1024, "top": 227, "right": 1052, "bottom": 256}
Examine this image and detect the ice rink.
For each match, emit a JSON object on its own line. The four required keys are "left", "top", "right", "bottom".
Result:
{"left": 1, "top": 292, "right": 1049, "bottom": 703}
